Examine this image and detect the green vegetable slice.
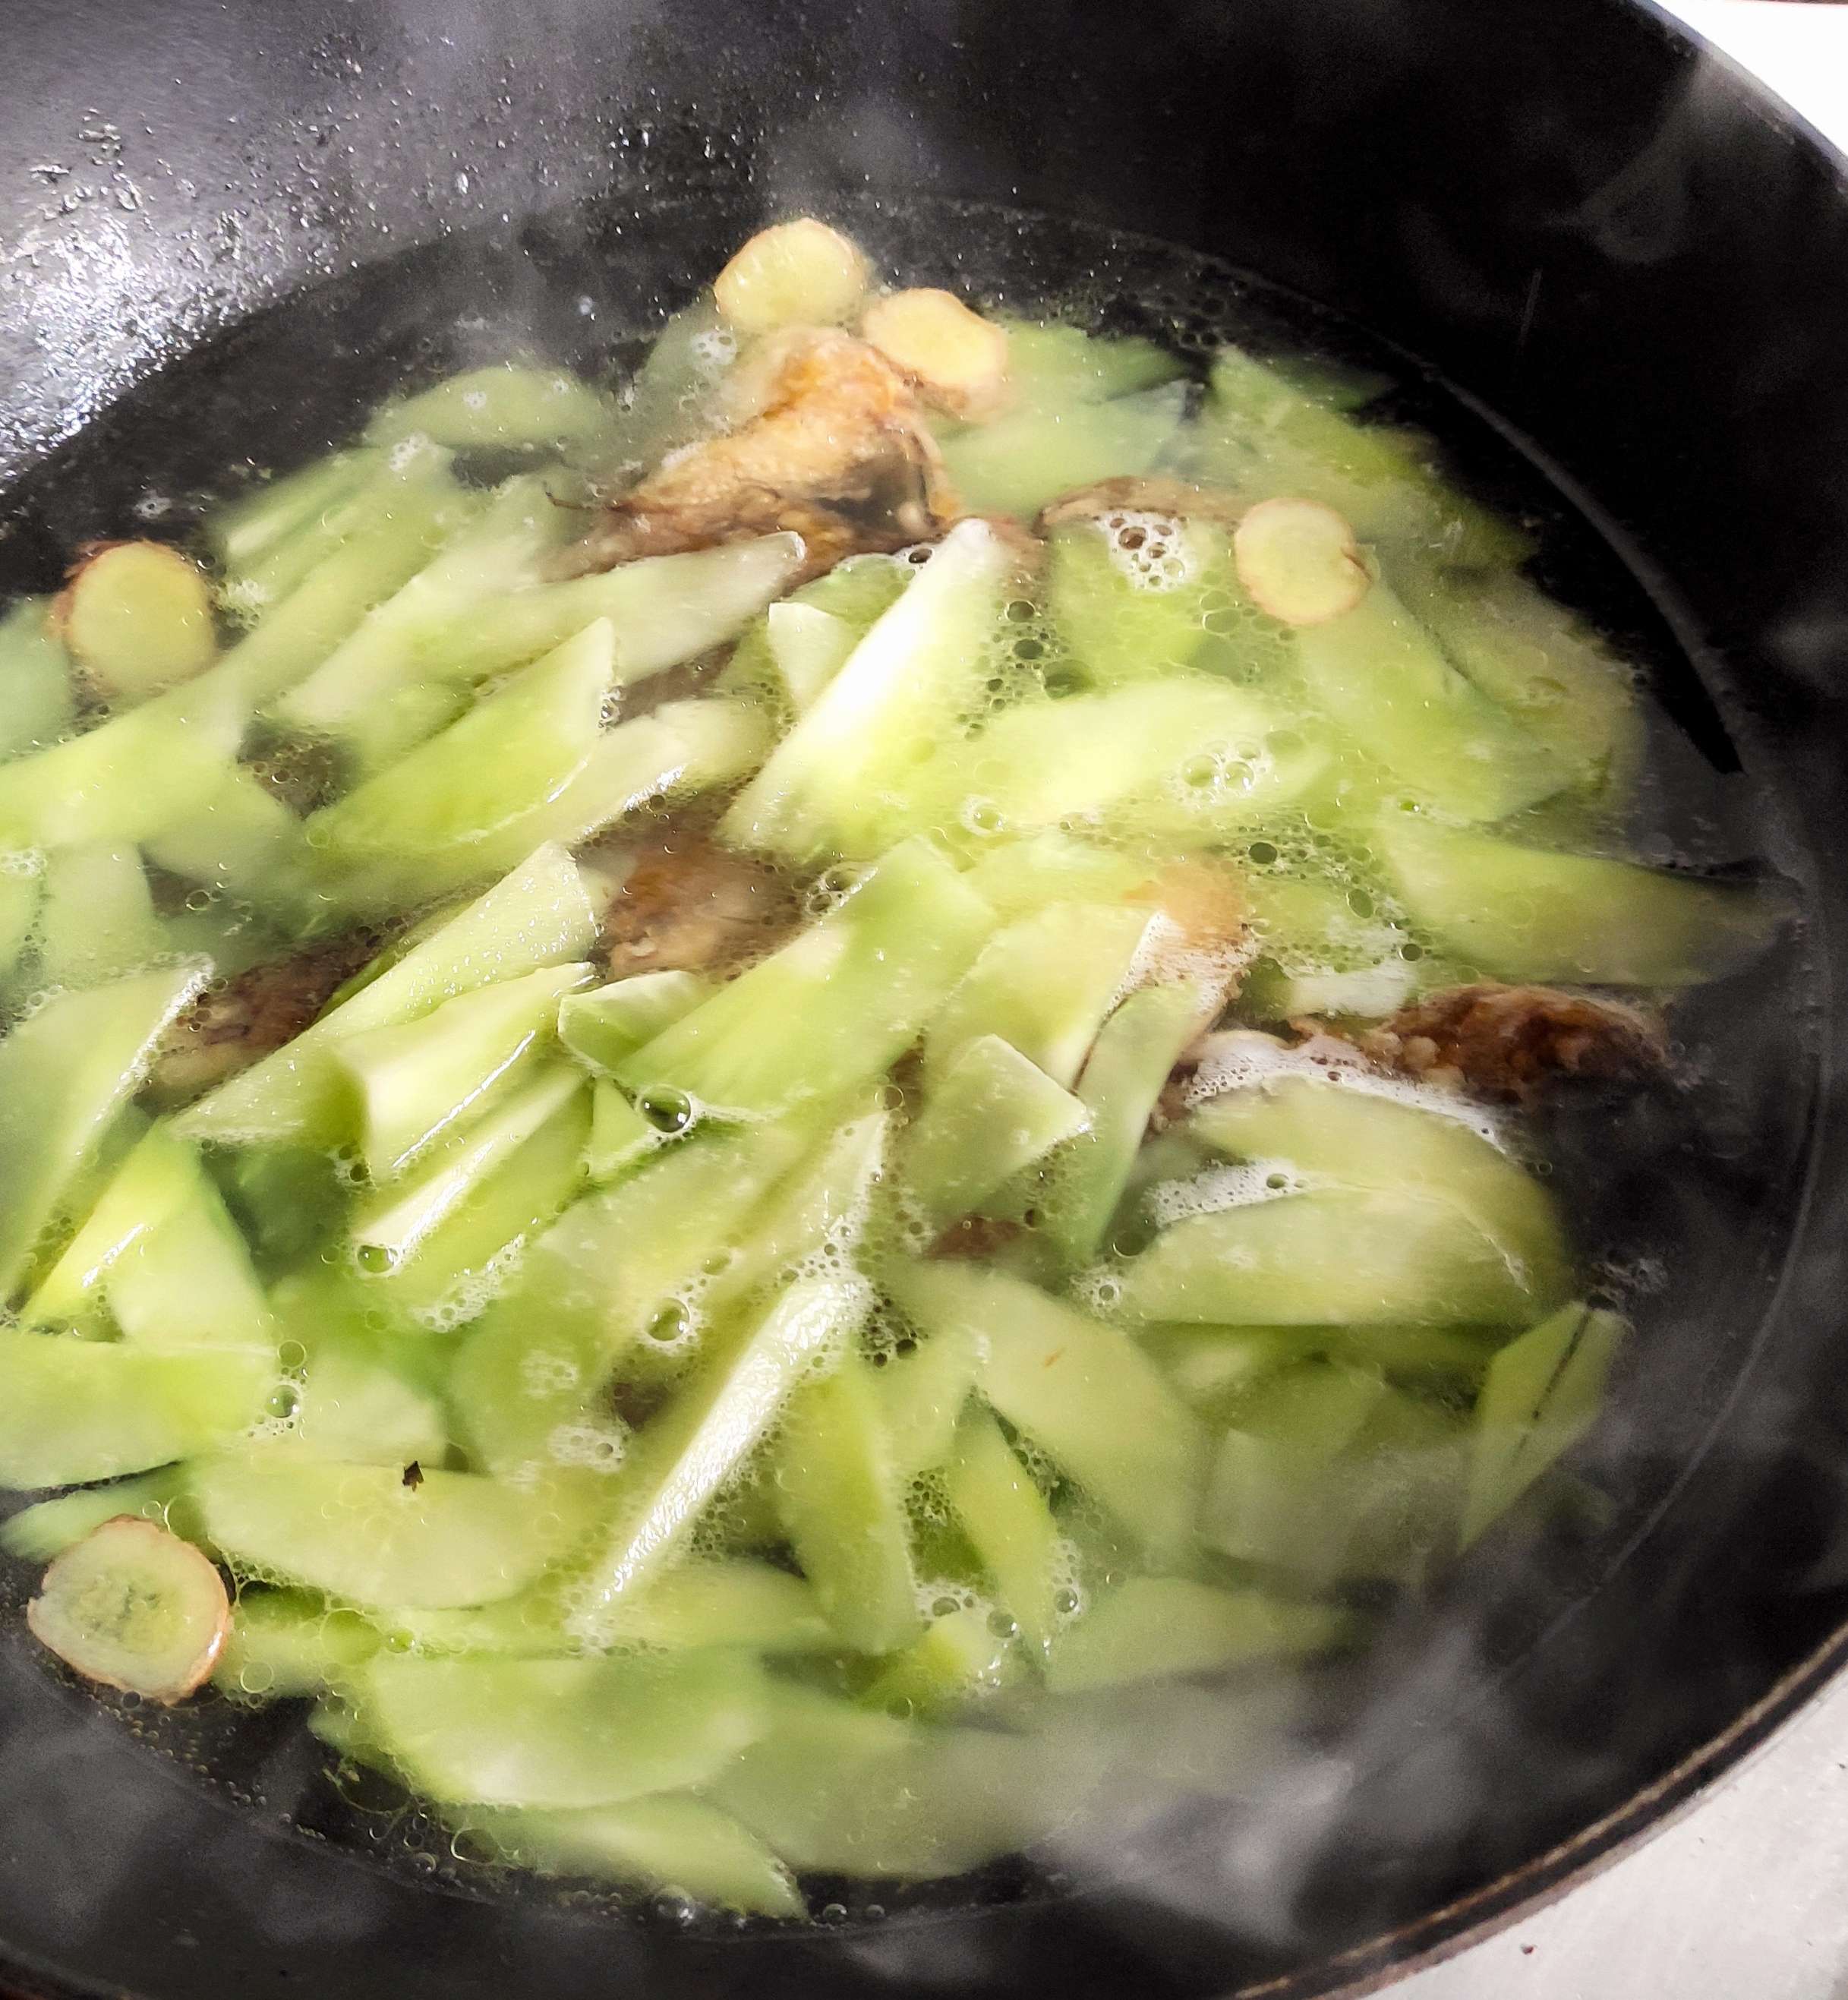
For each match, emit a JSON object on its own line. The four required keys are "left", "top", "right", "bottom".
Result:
{"left": 458, "top": 1796, "right": 803, "bottom": 1916}
{"left": 775, "top": 1349, "right": 922, "bottom": 1654}
{"left": 891, "top": 1259, "right": 1207, "bottom": 1563}
{"left": 900, "top": 1035, "right": 1089, "bottom": 1230}
{"left": 944, "top": 1407, "right": 1063, "bottom": 1653}
{"left": 1373, "top": 809, "right": 1778, "bottom": 986}
{"left": 1045, "top": 1576, "right": 1350, "bottom": 1691}
{"left": 0, "top": 964, "right": 204, "bottom": 1299}
{"left": 176, "top": 842, "right": 598, "bottom": 1147}
{"left": 570, "top": 1275, "right": 870, "bottom": 1642}
{"left": 190, "top": 1452, "right": 599, "bottom": 1610}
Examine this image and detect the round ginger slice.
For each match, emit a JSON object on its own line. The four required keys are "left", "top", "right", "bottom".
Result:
{"left": 712, "top": 219, "right": 871, "bottom": 336}
{"left": 55, "top": 541, "right": 218, "bottom": 697}
{"left": 27, "top": 1515, "right": 231, "bottom": 1705}
{"left": 861, "top": 288, "right": 1011, "bottom": 421}
{"left": 1232, "top": 497, "right": 1370, "bottom": 628}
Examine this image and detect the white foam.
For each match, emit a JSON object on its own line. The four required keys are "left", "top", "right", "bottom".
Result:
{"left": 1096, "top": 509, "right": 1202, "bottom": 592}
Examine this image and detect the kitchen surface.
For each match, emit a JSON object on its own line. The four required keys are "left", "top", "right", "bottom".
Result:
{"left": 1401, "top": 5, "right": 1848, "bottom": 1995}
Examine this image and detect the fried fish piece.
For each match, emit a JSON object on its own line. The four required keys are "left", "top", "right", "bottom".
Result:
{"left": 572, "top": 329, "right": 959, "bottom": 579}
{"left": 148, "top": 932, "right": 380, "bottom": 1105}
{"left": 1355, "top": 982, "right": 1666, "bottom": 1105}
{"left": 601, "top": 834, "right": 799, "bottom": 981}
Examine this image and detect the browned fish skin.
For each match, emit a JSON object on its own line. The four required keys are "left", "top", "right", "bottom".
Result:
{"left": 148, "top": 932, "right": 380, "bottom": 1105}
{"left": 571, "top": 330, "right": 960, "bottom": 579}
{"left": 1356, "top": 982, "right": 1666, "bottom": 1105}
{"left": 602, "top": 834, "right": 799, "bottom": 981}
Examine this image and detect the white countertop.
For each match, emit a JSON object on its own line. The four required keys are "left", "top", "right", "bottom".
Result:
{"left": 1401, "top": 8, "right": 1848, "bottom": 1994}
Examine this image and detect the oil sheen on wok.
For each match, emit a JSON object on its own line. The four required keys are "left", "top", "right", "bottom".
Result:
{"left": 0, "top": 213, "right": 1782, "bottom": 1918}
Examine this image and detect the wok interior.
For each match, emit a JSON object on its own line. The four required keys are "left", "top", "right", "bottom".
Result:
{"left": 0, "top": 2, "right": 1846, "bottom": 1995}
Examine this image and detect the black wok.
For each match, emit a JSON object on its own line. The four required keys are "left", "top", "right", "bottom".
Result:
{"left": 2, "top": 0, "right": 1847, "bottom": 1993}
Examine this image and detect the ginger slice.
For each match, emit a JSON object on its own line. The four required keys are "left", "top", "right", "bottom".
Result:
{"left": 861, "top": 288, "right": 1011, "bottom": 421}
{"left": 714, "top": 219, "right": 871, "bottom": 336}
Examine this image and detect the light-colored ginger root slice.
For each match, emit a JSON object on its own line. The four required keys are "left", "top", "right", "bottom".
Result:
{"left": 1232, "top": 497, "right": 1370, "bottom": 627}
{"left": 54, "top": 541, "right": 218, "bottom": 698}
{"left": 27, "top": 1515, "right": 231, "bottom": 1705}
{"left": 861, "top": 288, "right": 1011, "bottom": 420}
{"left": 713, "top": 219, "right": 871, "bottom": 336}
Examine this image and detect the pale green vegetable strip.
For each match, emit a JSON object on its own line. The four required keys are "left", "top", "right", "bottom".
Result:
{"left": 0, "top": 860, "right": 39, "bottom": 983}
{"left": 366, "top": 364, "right": 620, "bottom": 456}
{"left": 107, "top": 1176, "right": 273, "bottom": 1354}
{"left": 1045, "top": 518, "right": 1222, "bottom": 688}
{"left": 570, "top": 1276, "right": 869, "bottom": 1642}
{"left": 336, "top": 698, "right": 769, "bottom": 914}
{"left": 21, "top": 1125, "right": 200, "bottom": 1325}
{"left": 1461, "top": 1303, "right": 1625, "bottom": 1545}
{"left": 891, "top": 1259, "right": 1207, "bottom": 1561}
{"left": 33, "top": 844, "right": 169, "bottom": 991}
{"left": 877, "top": 1322, "right": 979, "bottom": 1482}
{"left": 583, "top": 1076, "right": 653, "bottom": 1183}
{"left": 926, "top": 901, "right": 1155, "bottom": 1090}
{"left": 0, "top": 1469, "right": 189, "bottom": 1561}
{"left": 998, "top": 320, "right": 1184, "bottom": 410}
{"left": 763, "top": 601, "right": 859, "bottom": 715}
{"left": 1040, "top": 982, "right": 1216, "bottom": 1268}
{"left": 599, "top": 1559, "right": 835, "bottom": 1654}
{"left": 0, "top": 598, "right": 77, "bottom": 759}
{"left": 863, "top": 1607, "right": 1017, "bottom": 1716}
{"left": 721, "top": 518, "right": 1014, "bottom": 861}
{"left": 352, "top": 1066, "right": 588, "bottom": 1267}
{"left": 962, "top": 831, "right": 1150, "bottom": 920}
{"left": 938, "top": 382, "right": 1187, "bottom": 520}
{"left": 0, "top": 1333, "right": 272, "bottom": 1488}
{"left": 1373, "top": 810, "right": 1777, "bottom": 986}
{"left": 287, "top": 1333, "right": 449, "bottom": 1468}
{"left": 306, "top": 619, "right": 615, "bottom": 869}
{"left": 1112, "top": 1188, "right": 1550, "bottom": 1329}
{"left": 415, "top": 535, "right": 804, "bottom": 686}
{"left": 336, "top": 962, "right": 593, "bottom": 1178}
{"left": 558, "top": 971, "right": 711, "bottom": 1073}
{"left": 352, "top": 1648, "right": 769, "bottom": 1809}
{"left": 0, "top": 964, "right": 203, "bottom": 1298}
{"left": 1195, "top": 346, "right": 1528, "bottom": 566}
{"left": 0, "top": 681, "right": 244, "bottom": 851}
{"left": 1188, "top": 1074, "right": 1572, "bottom": 1309}
{"left": 775, "top": 1349, "right": 922, "bottom": 1654}
{"left": 213, "top": 450, "right": 475, "bottom": 704}
{"left": 711, "top": 1684, "right": 1085, "bottom": 1879}
{"left": 900, "top": 1034, "right": 1089, "bottom": 1229}
{"left": 1200, "top": 1358, "right": 1391, "bottom": 1569}
{"left": 1045, "top": 1576, "right": 1351, "bottom": 1691}
{"left": 1397, "top": 563, "right": 1645, "bottom": 795}
{"left": 176, "top": 843, "right": 598, "bottom": 1147}
{"left": 944, "top": 674, "right": 1323, "bottom": 845}
{"left": 273, "top": 473, "right": 582, "bottom": 743}
{"left": 447, "top": 1115, "right": 822, "bottom": 1477}
{"left": 213, "top": 1590, "right": 380, "bottom": 1701}
{"left": 1293, "top": 580, "right": 1569, "bottom": 822}
{"left": 143, "top": 765, "right": 314, "bottom": 918}
{"left": 460, "top": 1797, "right": 803, "bottom": 1916}
{"left": 205, "top": 448, "right": 381, "bottom": 572}
{"left": 191, "top": 1453, "right": 598, "bottom": 1610}
{"left": 617, "top": 838, "right": 996, "bottom": 1118}
{"left": 944, "top": 1407, "right": 1062, "bottom": 1653}
{"left": 364, "top": 1084, "right": 588, "bottom": 1320}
